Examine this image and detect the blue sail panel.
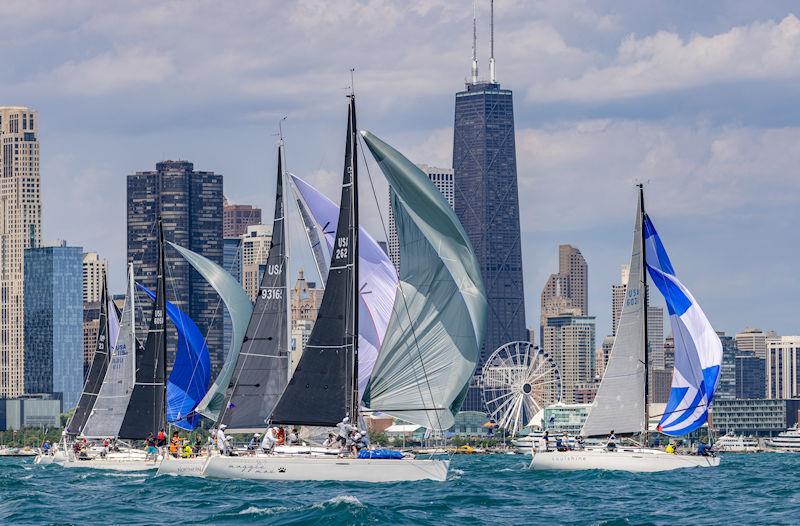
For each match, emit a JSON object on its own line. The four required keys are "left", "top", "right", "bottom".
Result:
{"left": 138, "top": 284, "right": 211, "bottom": 430}
{"left": 643, "top": 217, "right": 723, "bottom": 436}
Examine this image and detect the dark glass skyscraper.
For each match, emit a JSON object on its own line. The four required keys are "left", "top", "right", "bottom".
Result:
{"left": 453, "top": 80, "right": 527, "bottom": 412}
{"left": 127, "top": 161, "right": 224, "bottom": 373}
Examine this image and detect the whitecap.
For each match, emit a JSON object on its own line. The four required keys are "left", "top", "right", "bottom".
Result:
{"left": 238, "top": 506, "right": 289, "bottom": 515}
{"left": 318, "top": 495, "right": 364, "bottom": 508}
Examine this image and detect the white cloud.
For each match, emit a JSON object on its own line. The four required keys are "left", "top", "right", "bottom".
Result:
{"left": 528, "top": 14, "right": 800, "bottom": 102}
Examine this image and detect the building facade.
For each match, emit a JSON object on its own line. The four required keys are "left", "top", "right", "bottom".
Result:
{"left": 83, "top": 302, "right": 101, "bottom": 378}
{"left": 0, "top": 106, "right": 41, "bottom": 398}
{"left": 82, "top": 252, "right": 106, "bottom": 303}
{"left": 388, "top": 164, "right": 454, "bottom": 272}
{"left": 713, "top": 398, "right": 800, "bottom": 436}
{"left": 611, "top": 264, "right": 629, "bottom": 337}
{"left": 736, "top": 353, "right": 766, "bottom": 399}
{"left": 541, "top": 245, "right": 588, "bottom": 328}
{"left": 223, "top": 197, "right": 261, "bottom": 238}
{"left": 716, "top": 333, "right": 739, "bottom": 401}
{"left": 735, "top": 328, "right": 775, "bottom": 360}
{"left": 127, "top": 160, "right": 224, "bottom": 372}
{"left": 222, "top": 237, "right": 242, "bottom": 358}
{"left": 0, "top": 395, "right": 62, "bottom": 431}
{"left": 23, "top": 242, "right": 83, "bottom": 409}
{"left": 542, "top": 314, "right": 596, "bottom": 404}
{"left": 766, "top": 336, "right": 800, "bottom": 399}
{"left": 240, "top": 224, "right": 272, "bottom": 301}
{"left": 453, "top": 76, "right": 528, "bottom": 412}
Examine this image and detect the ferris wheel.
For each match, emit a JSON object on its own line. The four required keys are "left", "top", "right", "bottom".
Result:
{"left": 481, "top": 341, "right": 562, "bottom": 436}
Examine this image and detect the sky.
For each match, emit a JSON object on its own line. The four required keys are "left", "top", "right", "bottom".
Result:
{"left": 2, "top": 0, "right": 798, "bottom": 339}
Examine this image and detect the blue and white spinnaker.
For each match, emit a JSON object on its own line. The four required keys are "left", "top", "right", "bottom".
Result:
{"left": 645, "top": 217, "right": 722, "bottom": 436}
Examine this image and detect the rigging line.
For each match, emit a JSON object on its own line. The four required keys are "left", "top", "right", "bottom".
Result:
{"left": 358, "top": 134, "right": 448, "bottom": 443}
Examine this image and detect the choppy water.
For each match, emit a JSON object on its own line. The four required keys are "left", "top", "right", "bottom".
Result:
{"left": 1, "top": 453, "right": 799, "bottom": 525}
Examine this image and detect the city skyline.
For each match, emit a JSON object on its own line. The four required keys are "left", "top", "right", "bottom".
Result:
{"left": 1, "top": 2, "right": 798, "bottom": 340}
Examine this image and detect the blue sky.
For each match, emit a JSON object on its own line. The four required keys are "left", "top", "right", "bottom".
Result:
{"left": 3, "top": 0, "right": 798, "bottom": 338}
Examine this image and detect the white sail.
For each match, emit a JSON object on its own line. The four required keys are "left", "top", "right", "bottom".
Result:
{"left": 82, "top": 265, "right": 137, "bottom": 438}
{"left": 580, "top": 195, "right": 646, "bottom": 437}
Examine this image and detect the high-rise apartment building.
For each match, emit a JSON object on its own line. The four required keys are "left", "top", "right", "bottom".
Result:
{"left": 736, "top": 353, "right": 766, "bottom": 399}
{"left": 82, "top": 252, "right": 106, "bottom": 304}
{"left": 23, "top": 241, "right": 83, "bottom": 409}
{"left": 0, "top": 106, "right": 41, "bottom": 398}
{"left": 388, "top": 164, "right": 453, "bottom": 272}
{"left": 223, "top": 197, "right": 262, "bottom": 238}
{"left": 127, "top": 160, "right": 224, "bottom": 372}
{"left": 716, "top": 333, "right": 739, "bottom": 401}
{"left": 83, "top": 302, "right": 100, "bottom": 378}
{"left": 736, "top": 328, "right": 776, "bottom": 360}
{"left": 240, "top": 224, "right": 272, "bottom": 301}
{"left": 452, "top": 13, "right": 527, "bottom": 411}
{"left": 766, "top": 336, "right": 800, "bottom": 399}
{"left": 541, "top": 245, "right": 588, "bottom": 329}
{"left": 542, "top": 314, "right": 596, "bottom": 404}
{"left": 611, "top": 265, "right": 629, "bottom": 337}
{"left": 647, "top": 306, "right": 665, "bottom": 370}
{"left": 222, "top": 237, "right": 242, "bottom": 358}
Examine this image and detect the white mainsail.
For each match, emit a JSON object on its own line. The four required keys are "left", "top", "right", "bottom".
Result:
{"left": 82, "top": 265, "right": 137, "bottom": 438}
{"left": 580, "top": 195, "right": 646, "bottom": 438}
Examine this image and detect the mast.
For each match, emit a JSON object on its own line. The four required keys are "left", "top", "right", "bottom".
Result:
{"left": 349, "top": 93, "right": 360, "bottom": 422}
{"left": 639, "top": 184, "right": 649, "bottom": 445}
{"left": 489, "top": 0, "right": 496, "bottom": 83}
{"left": 158, "top": 218, "right": 168, "bottom": 431}
{"left": 279, "top": 122, "right": 292, "bottom": 383}
{"left": 471, "top": 0, "right": 479, "bottom": 84}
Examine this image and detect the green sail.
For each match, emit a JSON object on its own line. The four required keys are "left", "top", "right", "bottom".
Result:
{"left": 361, "top": 130, "right": 487, "bottom": 431}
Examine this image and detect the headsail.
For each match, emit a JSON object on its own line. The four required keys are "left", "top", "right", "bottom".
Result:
{"left": 81, "top": 265, "right": 137, "bottom": 438}
{"left": 138, "top": 284, "right": 211, "bottom": 431}
{"left": 646, "top": 217, "right": 722, "bottom": 436}
{"left": 220, "top": 143, "right": 290, "bottom": 432}
{"left": 271, "top": 97, "right": 360, "bottom": 426}
{"left": 169, "top": 242, "right": 253, "bottom": 421}
{"left": 581, "top": 194, "right": 646, "bottom": 438}
{"left": 289, "top": 173, "right": 398, "bottom": 399}
{"left": 119, "top": 220, "right": 168, "bottom": 439}
{"left": 360, "top": 130, "right": 487, "bottom": 431}
{"left": 67, "top": 274, "right": 120, "bottom": 435}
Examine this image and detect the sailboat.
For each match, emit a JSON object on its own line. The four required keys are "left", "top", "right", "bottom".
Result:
{"left": 530, "top": 186, "right": 722, "bottom": 472}
{"left": 35, "top": 272, "right": 121, "bottom": 465}
{"left": 202, "top": 95, "right": 486, "bottom": 482}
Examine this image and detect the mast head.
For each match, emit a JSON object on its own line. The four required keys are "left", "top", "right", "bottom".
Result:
{"left": 471, "top": 0, "right": 479, "bottom": 84}
{"left": 489, "top": 0, "right": 496, "bottom": 83}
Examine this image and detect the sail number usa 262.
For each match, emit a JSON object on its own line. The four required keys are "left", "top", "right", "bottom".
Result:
{"left": 335, "top": 236, "right": 348, "bottom": 260}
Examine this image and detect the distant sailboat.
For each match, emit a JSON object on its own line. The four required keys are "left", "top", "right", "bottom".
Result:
{"left": 530, "top": 186, "right": 722, "bottom": 472}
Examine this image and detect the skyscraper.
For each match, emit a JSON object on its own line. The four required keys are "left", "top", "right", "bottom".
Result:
{"left": 0, "top": 106, "right": 41, "bottom": 398}
{"left": 542, "top": 314, "right": 596, "bottom": 404}
{"left": 735, "top": 328, "right": 776, "bottom": 360}
{"left": 388, "top": 164, "right": 454, "bottom": 272}
{"left": 611, "top": 264, "right": 629, "bottom": 337}
{"left": 223, "top": 197, "right": 262, "bottom": 238}
{"left": 127, "top": 160, "right": 224, "bottom": 372}
{"left": 82, "top": 252, "right": 107, "bottom": 304}
{"left": 766, "top": 336, "right": 800, "bottom": 399}
{"left": 23, "top": 241, "right": 83, "bottom": 409}
{"left": 453, "top": 6, "right": 527, "bottom": 412}
{"left": 240, "top": 224, "right": 272, "bottom": 301}
{"left": 541, "top": 245, "right": 588, "bottom": 328}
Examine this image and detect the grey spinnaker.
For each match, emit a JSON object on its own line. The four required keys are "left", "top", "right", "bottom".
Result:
{"left": 220, "top": 143, "right": 290, "bottom": 432}
{"left": 360, "top": 130, "right": 487, "bottom": 431}
{"left": 170, "top": 242, "right": 254, "bottom": 421}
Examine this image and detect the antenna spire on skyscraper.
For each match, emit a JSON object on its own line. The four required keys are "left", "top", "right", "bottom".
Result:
{"left": 471, "top": 0, "right": 479, "bottom": 84}
{"left": 489, "top": 0, "right": 496, "bottom": 83}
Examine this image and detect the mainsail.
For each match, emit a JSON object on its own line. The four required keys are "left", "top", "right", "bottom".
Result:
{"left": 139, "top": 284, "right": 211, "bottom": 431}
{"left": 221, "top": 143, "right": 290, "bottom": 432}
{"left": 581, "top": 193, "right": 647, "bottom": 438}
{"left": 646, "top": 217, "right": 723, "bottom": 435}
{"left": 118, "top": 220, "right": 168, "bottom": 439}
{"left": 67, "top": 274, "right": 121, "bottom": 435}
{"left": 170, "top": 242, "right": 253, "bottom": 421}
{"left": 82, "top": 265, "right": 137, "bottom": 438}
{"left": 289, "top": 173, "right": 398, "bottom": 398}
{"left": 271, "top": 96, "right": 360, "bottom": 426}
{"left": 360, "top": 130, "right": 487, "bottom": 431}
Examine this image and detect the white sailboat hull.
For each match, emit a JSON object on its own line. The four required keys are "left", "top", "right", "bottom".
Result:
{"left": 530, "top": 447, "right": 720, "bottom": 472}
{"left": 58, "top": 450, "right": 162, "bottom": 471}
{"left": 203, "top": 453, "right": 449, "bottom": 482}
{"left": 34, "top": 450, "right": 67, "bottom": 465}
{"left": 156, "top": 455, "right": 207, "bottom": 477}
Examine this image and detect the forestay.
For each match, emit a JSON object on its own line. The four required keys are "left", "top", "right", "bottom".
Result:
{"left": 289, "top": 173, "right": 398, "bottom": 399}
{"left": 580, "top": 196, "right": 647, "bottom": 438}
{"left": 169, "top": 242, "right": 254, "bottom": 421}
{"left": 82, "top": 265, "right": 137, "bottom": 439}
{"left": 645, "top": 217, "right": 722, "bottom": 436}
{"left": 360, "top": 130, "right": 487, "bottom": 431}
{"left": 139, "top": 284, "right": 211, "bottom": 430}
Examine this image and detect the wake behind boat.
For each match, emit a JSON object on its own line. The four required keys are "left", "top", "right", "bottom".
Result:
{"left": 531, "top": 186, "right": 723, "bottom": 473}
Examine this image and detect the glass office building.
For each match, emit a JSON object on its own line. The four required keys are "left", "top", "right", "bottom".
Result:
{"left": 24, "top": 242, "right": 84, "bottom": 409}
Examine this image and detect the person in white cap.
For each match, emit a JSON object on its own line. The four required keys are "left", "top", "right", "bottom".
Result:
{"left": 260, "top": 426, "right": 278, "bottom": 454}
{"left": 216, "top": 425, "right": 231, "bottom": 456}
{"left": 247, "top": 433, "right": 261, "bottom": 451}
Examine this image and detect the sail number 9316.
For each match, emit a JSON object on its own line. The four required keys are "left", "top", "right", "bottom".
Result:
{"left": 261, "top": 288, "right": 283, "bottom": 300}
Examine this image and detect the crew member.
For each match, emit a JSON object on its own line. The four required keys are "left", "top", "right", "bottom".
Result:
{"left": 216, "top": 425, "right": 232, "bottom": 456}
{"left": 606, "top": 430, "right": 617, "bottom": 451}
{"left": 261, "top": 426, "right": 278, "bottom": 454}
